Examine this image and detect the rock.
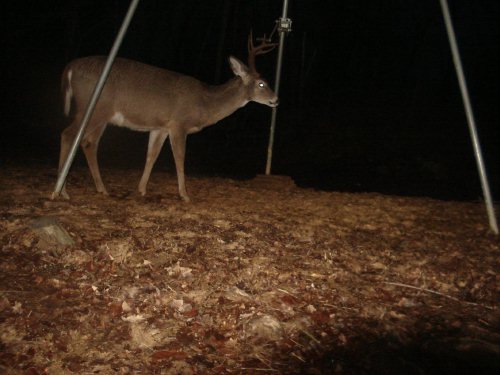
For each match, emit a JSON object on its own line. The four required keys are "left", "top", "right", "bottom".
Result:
{"left": 247, "top": 314, "right": 284, "bottom": 342}
{"left": 29, "top": 216, "right": 74, "bottom": 247}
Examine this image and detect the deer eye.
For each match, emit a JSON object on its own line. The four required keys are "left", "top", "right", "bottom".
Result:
{"left": 258, "top": 82, "right": 265, "bottom": 88}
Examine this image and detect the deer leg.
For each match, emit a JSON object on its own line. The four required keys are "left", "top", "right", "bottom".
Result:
{"left": 138, "top": 129, "right": 169, "bottom": 196}
{"left": 56, "top": 118, "right": 82, "bottom": 199}
{"left": 169, "top": 128, "right": 190, "bottom": 202}
{"left": 81, "top": 123, "right": 108, "bottom": 195}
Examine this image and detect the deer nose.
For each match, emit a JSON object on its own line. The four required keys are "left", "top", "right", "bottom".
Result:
{"left": 269, "top": 98, "right": 279, "bottom": 107}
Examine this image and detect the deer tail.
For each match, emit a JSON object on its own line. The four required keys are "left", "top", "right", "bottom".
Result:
{"left": 62, "top": 68, "right": 73, "bottom": 116}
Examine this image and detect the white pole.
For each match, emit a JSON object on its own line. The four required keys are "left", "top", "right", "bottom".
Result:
{"left": 439, "top": 0, "right": 498, "bottom": 234}
{"left": 265, "top": 0, "right": 291, "bottom": 175}
{"left": 53, "top": 0, "right": 141, "bottom": 197}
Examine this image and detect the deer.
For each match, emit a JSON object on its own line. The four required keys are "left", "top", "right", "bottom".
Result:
{"left": 55, "top": 32, "right": 278, "bottom": 202}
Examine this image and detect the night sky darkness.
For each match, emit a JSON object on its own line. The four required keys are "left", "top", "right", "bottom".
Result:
{"left": 1, "top": 0, "right": 498, "bottom": 201}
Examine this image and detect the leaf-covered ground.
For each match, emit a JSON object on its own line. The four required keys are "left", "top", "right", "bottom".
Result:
{"left": 0, "top": 166, "right": 499, "bottom": 374}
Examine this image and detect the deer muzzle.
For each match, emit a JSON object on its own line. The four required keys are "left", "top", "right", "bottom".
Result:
{"left": 269, "top": 97, "right": 279, "bottom": 107}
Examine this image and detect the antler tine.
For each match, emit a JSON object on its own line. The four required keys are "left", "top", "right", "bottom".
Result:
{"left": 247, "top": 29, "right": 278, "bottom": 74}
{"left": 248, "top": 29, "right": 255, "bottom": 54}
{"left": 247, "top": 29, "right": 257, "bottom": 74}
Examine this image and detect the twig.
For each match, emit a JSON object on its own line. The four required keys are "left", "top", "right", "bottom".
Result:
{"left": 384, "top": 281, "right": 494, "bottom": 310}
{"left": 277, "top": 288, "right": 295, "bottom": 296}
{"left": 0, "top": 290, "right": 32, "bottom": 293}
{"left": 291, "top": 352, "right": 306, "bottom": 363}
{"left": 299, "top": 328, "right": 321, "bottom": 344}
{"left": 254, "top": 353, "right": 273, "bottom": 368}
{"left": 240, "top": 368, "right": 278, "bottom": 372}
{"left": 289, "top": 337, "right": 304, "bottom": 349}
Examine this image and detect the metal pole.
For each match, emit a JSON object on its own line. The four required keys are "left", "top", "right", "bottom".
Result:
{"left": 439, "top": 0, "right": 498, "bottom": 234}
{"left": 53, "top": 0, "right": 141, "bottom": 197}
{"left": 265, "top": 0, "right": 291, "bottom": 175}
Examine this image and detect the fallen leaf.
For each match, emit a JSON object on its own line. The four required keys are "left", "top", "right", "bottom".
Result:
{"left": 12, "top": 301, "right": 23, "bottom": 314}
{"left": 122, "top": 300, "right": 132, "bottom": 312}
{"left": 109, "top": 302, "right": 123, "bottom": 316}
{"left": 122, "top": 314, "right": 147, "bottom": 323}
{"left": 371, "top": 262, "right": 387, "bottom": 271}
{"left": 152, "top": 350, "right": 188, "bottom": 362}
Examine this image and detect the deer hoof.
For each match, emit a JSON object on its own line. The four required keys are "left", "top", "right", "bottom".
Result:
{"left": 181, "top": 195, "right": 191, "bottom": 203}
{"left": 97, "top": 189, "right": 109, "bottom": 196}
{"left": 51, "top": 190, "right": 70, "bottom": 200}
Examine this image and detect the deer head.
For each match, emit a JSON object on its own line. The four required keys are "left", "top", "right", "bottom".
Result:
{"left": 226, "top": 31, "right": 278, "bottom": 108}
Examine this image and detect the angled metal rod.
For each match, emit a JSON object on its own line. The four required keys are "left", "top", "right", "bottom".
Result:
{"left": 439, "top": 0, "right": 498, "bottom": 234}
{"left": 265, "top": 0, "right": 291, "bottom": 175}
{"left": 53, "top": 0, "right": 141, "bottom": 197}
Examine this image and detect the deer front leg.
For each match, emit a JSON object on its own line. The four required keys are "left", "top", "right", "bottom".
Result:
{"left": 138, "top": 129, "right": 169, "bottom": 196}
{"left": 169, "top": 128, "right": 190, "bottom": 202}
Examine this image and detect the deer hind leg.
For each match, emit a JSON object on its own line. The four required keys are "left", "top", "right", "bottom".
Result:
{"left": 81, "top": 120, "right": 108, "bottom": 195}
{"left": 57, "top": 117, "right": 83, "bottom": 199}
{"left": 169, "top": 128, "right": 190, "bottom": 202}
{"left": 138, "top": 129, "right": 169, "bottom": 196}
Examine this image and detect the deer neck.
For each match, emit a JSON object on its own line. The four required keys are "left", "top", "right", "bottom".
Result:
{"left": 203, "top": 78, "right": 248, "bottom": 125}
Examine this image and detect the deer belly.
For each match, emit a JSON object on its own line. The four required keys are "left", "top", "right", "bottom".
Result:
{"left": 109, "top": 112, "right": 150, "bottom": 132}
{"left": 187, "top": 126, "right": 202, "bottom": 134}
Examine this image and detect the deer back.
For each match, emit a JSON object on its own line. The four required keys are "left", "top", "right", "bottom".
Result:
{"left": 65, "top": 56, "right": 219, "bottom": 131}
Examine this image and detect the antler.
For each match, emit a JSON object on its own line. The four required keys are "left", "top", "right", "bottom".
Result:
{"left": 247, "top": 30, "right": 278, "bottom": 74}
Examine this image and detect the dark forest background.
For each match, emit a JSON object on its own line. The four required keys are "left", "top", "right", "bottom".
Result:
{"left": 0, "top": 0, "right": 498, "bottom": 201}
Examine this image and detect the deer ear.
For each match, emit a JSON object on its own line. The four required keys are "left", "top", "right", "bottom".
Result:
{"left": 228, "top": 56, "right": 249, "bottom": 78}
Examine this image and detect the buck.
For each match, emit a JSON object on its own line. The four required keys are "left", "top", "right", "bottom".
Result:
{"left": 56, "top": 33, "right": 278, "bottom": 202}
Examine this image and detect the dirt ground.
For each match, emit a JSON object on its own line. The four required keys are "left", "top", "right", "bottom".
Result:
{"left": 0, "top": 165, "right": 499, "bottom": 374}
